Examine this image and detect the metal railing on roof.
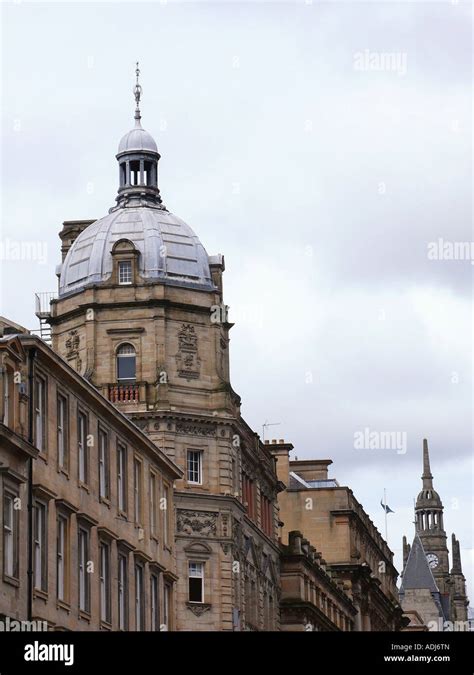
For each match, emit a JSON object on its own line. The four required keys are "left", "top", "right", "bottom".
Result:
{"left": 35, "top": 291, "right": 57, "bottom": 318}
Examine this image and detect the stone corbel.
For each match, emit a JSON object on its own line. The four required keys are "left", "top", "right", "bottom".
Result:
{"left": 186, "top": 603, "right": 211, "bottom": 617}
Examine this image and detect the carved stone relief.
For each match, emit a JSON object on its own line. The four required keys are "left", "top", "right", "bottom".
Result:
{"left": 177, "top": 510, "right": 217, "bottom": 536}
{"left": 65, "top": 330, "right": 82, "bottom": 372}
{"left": 176, "top": 422, "right": 215, "bottom": 437}
{"left": 175, "top": 324, "right": 201, "bottom": 380}
{"left": 186, "top": 602, "right": 211, "bottom": 617}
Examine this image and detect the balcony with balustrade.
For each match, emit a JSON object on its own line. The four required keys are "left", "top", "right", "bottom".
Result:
{"left": 105, "top": 381, "right": 147, "bottom": 406}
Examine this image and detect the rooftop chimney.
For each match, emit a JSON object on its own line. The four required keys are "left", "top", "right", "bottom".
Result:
{"left": 266, "top": 439, "right": 294, "bottom": 484}
{"left": 289, "top": 459, "right": 333, "bottom": 482}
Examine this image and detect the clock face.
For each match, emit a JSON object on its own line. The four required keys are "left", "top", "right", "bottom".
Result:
{"left": 426, "top": 553, "right": 439, "bottom": 569}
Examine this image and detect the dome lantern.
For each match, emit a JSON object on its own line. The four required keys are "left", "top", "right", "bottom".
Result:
{"left": 115, "top": 62, "right": 163, "bottom": 210}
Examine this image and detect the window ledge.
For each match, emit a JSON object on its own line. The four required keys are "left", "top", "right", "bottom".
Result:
{"left": 34, "top": 588, "right": 48, "bottom": 602}
{"left": 3, "top": 574, "right": 19, "bottom": 587}
{"left": 99, "top": 497, "right": 111, "bottom": 509}
{"left": 56, "top": 600, "right": 71, "bottom": 613}
{"left": 185, "top": 484, "right": 208, "bottom": 493}
{"left": 78, "top": 482, "right": 90, "bottom": 493}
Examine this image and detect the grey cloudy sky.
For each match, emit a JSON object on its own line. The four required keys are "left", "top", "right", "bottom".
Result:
{"left": 1, "top": 1, "right": 472, "bottom": 601}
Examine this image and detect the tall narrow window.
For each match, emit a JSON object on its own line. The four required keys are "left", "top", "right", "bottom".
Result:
{"left": 134, "top": 458, "right": 142, "bottom": 524}
{"left": 117, "top": 344, "right": 136, "bottom": 382}
{"left": 163, "top": 583, "right": 171, "bottom": 631}
{"left": 260, "top": 494, "right": 272, "bottom": 537}
{"left": 243, "top": 474, "right": 255, "bottom": 519}
{"left": 34, "top": 501, "right": 47, "bottom": 591}
{"left": 57, "top": 394, "right": 68, "bottom": 470}
{"left": 3, "top": 492, "right": 18, "bottom": 579}
{"left": 35, "top": 376, "right": 46, "bottom": 452}
{"left": 135, "top": 563, "right": 144, "bottom": 630}
{"left": 163, "top": 484, "right": 170, "bottom": 547}
{"left": 78, "top": 528, "right": 90, "bottom": 612}
{"left": 130, "top": 161, "right": 140, "bottom": 186}
{"left": 231, "top": 457, "right": 237, "bottom": 494}
{"left": 78, "top": 411, "right": 88, "bottom": 484}
{"left": 118, "top": 261, "right": 132, "bottom": 285}
{"left": 186, "top": 450, "right": 202, "bottom": 484}
{"left": 98, "top": 428, "right": 109, "bottom": 500}
{"left": 150, "top": 573, "right": 159, "bottom": 631}
{"left": 149, "top": 472, "right": 157, "bottom": 537}
{"left": 251, "top": 580, "right": 257, "bottom": 624}
{"left": 56, "top": 515, "right": 68, "bottom": 601}
{"left": 117, "top": 443, "right": 127, "bottom": 513}
{"left": 100, "top": 542, "right": 111, "bottom": 623}
{"left": 118, "top": 553, "right": 128, "bottom": 630}
{"left": 188, "top": 562, "right": 204, "bottom": 603}
{"left": 2, "top": 367, "right": 9, "bottom": 426}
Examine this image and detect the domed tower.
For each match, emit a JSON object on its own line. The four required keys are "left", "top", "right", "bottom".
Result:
{"left": 45, "top": 65, "right": 282, "bottom": 632}
{"left": 53, "top": 63, "right": 233, "bottom": 417}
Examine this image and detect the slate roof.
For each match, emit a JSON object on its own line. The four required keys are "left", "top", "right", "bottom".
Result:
{"left": 400, "top": 534, "right": 439, "bottom": 593}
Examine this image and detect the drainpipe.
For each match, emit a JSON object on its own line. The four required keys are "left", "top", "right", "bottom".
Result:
{"left": 27, "top": 347, "right": 36, "bottom": 621}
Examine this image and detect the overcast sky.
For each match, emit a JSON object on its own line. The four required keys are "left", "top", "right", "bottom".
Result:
{"left": 1, "top": 1, "right": 472, "bottom": 603}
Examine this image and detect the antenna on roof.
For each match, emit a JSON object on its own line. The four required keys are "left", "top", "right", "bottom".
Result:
{"left": 262, "top": 420, "right": 281, "bottom": 443}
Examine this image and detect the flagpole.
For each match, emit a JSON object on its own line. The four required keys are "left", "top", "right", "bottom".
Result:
{"left": 384, "top": 488, "right": 388, "bottom": 542}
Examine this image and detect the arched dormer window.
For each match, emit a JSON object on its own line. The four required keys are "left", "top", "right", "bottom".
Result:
{"left": 117, "top": 343, "right": 136, "bottom": 382}
{"left": 111, "top": 239, "right": 139, "bottom": 286}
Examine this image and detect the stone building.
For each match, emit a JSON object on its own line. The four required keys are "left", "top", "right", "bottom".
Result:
{"left": 0, "top": 325, "right": 181, "bottom": 630}
{"left": 400, "top": 440, "right": 469, "bottom": 630}
{"left": 268, "top": 439, "right": 405, "bottom": 631}
{"left": 280, "top": 530, "right": 356, "bottom": 631}
{"left": 0, "top": 331, "right": 38, "bottom": 625}
{"left": 39, "top": 67, "right": 282, "bottom": 631}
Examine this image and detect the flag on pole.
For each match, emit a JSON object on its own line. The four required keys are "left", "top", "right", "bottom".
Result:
{"left": 381, "top": 499, "right": 395, "bottom": 514}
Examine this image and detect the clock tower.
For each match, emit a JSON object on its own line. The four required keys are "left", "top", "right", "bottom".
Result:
{"left": 414, "top": 439, "right": 450, "bottom": 590}
{"left": 400, "top": 439, "right": 469, "bottom": 627}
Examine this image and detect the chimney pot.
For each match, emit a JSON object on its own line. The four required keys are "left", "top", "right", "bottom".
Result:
{"left": 279, "top": 439, "right": 284, "bottom": 443}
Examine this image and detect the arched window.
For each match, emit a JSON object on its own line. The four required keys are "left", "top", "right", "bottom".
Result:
{"left": 117, "top": 344, "right": 136, "bottom": 382}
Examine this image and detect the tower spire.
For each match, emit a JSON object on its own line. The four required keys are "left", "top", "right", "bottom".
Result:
{"left": 422, "top": 438, "right": 433, "bottom": 489}
{"left": 451, "top": 534, "right": 462, "bottom": 573}
{"left": 133, "top": 61, "right": 142, "bottom": 127}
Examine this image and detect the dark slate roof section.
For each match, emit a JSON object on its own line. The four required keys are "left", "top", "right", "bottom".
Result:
{"left": 400, "top": 534, "right": 440, "bottom": 593}
{"left": 439, "top": 594, "right": 451, "bottom": 622}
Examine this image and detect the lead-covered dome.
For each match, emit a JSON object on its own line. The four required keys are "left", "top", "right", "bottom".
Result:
{"left": 118, "top": 126, "right": 158, "bottom": 154}
{"left": 58, "top": 64, "right": 215, "bottom": 297}
{"left": 58, "top": 208, "right": 214, "bottom": 296}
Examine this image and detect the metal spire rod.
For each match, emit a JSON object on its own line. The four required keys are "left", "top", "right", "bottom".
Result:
{"left": 134, "top": 61, "right": 142, "bottom": 126}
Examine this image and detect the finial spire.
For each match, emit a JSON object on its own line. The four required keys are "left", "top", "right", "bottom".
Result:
{"left": 451, "top": 533, "right": 462, "bottom": 573}
{"left": 133, "top": 61, "right": 142, "bottom": 127}
{"left": 422, "top": 438, "right": 433, "bottom": 489}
